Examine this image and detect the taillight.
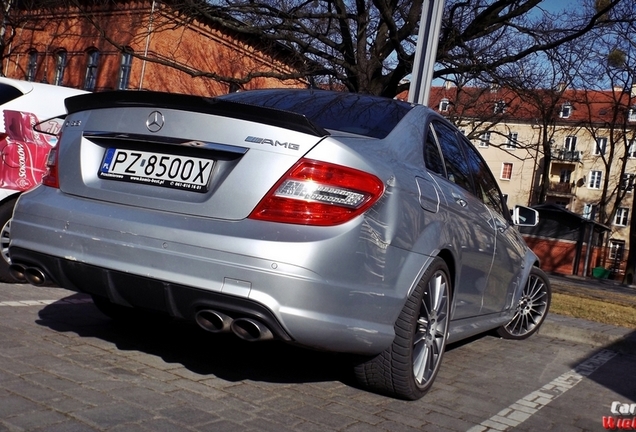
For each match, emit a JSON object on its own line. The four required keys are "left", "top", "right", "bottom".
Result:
{"left": 249, "top": 158, "right": 384, "bottom": 226}
{"left": 41, "top": 147, "right": 59, "bottom": 188}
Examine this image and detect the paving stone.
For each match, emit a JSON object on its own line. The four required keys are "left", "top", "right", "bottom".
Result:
{"left": 243, "top": 417, "right": 303, "bottom": 432}
{"left": 323, "top": 401, "right": 386, "bottom": 425}
{"left": 1, "top": 378, "right": 64, "bottom": 403}
{"left": 135, "top": 418, "right": 195, "bottom": 432}
{"left": 73, "top": 403, "right": 155, "bottom": 429}
{"left": 289, "top": 405, "right": 357, "bottom": 429}
{"left": 0, "top": 281, "right": 634, "bottom": 432}
{"left": 202, "top": 419, "right": 256, "bottom": 432}
{"left": 0, "top": 394, "right": 41, "bottom": 418}
{"left": 30, "top": 419, "right": 100, "bottom": 432}
{"left": 157, "top": 405, "right": 220, "bottom": 426}
{"left": 1, "top": 408, "right": 68, "bottom": 430}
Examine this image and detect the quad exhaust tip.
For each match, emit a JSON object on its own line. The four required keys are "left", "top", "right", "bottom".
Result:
{"left": 24, "top": 267, "right": 48, "bottom": 286}
{"left": 9, "top": 264, "right": 50, "bottom": 286}
{"left": 231, "top": 317, "right": 274, "bottom": 342}
{"left": 9, "top": 264, "right": 27, "bottom": 282}
{"left": 195, "top": 310, "right": 233, "bottom": 333}
{"left": 195, "top": 309, "right": 274, "bottom": 342}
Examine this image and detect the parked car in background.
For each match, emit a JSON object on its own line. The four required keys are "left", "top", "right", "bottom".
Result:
{"left": 0, "top": 77, "right": 87, "bottom": 281}
{"left": 9, "top": 89, "right": 551, "bottom": 399}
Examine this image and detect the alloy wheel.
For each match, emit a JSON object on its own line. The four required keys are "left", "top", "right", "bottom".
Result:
{"left": 413, "top": 269, "right": 449, "bottom": 386}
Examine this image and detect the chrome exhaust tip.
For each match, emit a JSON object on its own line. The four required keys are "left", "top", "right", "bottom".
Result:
{"left": 195, "top": 310, "right": 233, "bottom": 333}
{"left": 230, "top": 318, "right": 273, "bottom": 342}
{"left": 9, "top": 264, "right": 27, "bottom": 282}
{"left": 24, "top": 267, "right": 48, "bottom": 286}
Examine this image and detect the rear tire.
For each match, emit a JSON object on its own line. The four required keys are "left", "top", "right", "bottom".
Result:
{"left": 497, "top": 267, "right": 551, "bottom": 340}
{"left": 354, "top": 257, "right": 451, "bottom": 400}
{"left": 0, "top": 198, "right": 18, "bottom": 283}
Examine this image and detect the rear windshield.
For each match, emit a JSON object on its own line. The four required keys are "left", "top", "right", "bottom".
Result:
{"left": 0, "top": 83, "right": 23, "bottom": 106}
{"left": 219, "top": 89, "right": 413, "bottom": 139}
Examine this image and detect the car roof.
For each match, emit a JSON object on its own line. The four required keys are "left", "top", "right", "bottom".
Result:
{"left": 218, "top": 89, "right": 415, "bottom": 139}
{"left": 0, "top": 77, "right": 88, "bottom": 134}
{"left": 0, "top": 77, "right": 36, "bottom": 95}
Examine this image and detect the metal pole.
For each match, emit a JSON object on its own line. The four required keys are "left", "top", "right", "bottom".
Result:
{"left": 408, "top": 0, "right": 445, "bottom": 106}
{"left": 139, "top": 0, "right": 157, "bottom": 90}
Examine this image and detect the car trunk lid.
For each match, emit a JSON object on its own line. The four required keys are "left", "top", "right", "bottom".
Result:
{"left": 56, "top": 91, "right": 329, "bottom": 220}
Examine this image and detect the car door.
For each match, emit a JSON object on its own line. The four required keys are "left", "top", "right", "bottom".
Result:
{"left": 457, "top": 135, "right": 525, "bottom": 313}
{"left": 426, "top": 120, "right": 496, "bottom": 319}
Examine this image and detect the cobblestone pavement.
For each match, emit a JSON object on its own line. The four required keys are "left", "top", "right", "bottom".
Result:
{"left": 0, "top": 282, "right": 634, "bottom": 432}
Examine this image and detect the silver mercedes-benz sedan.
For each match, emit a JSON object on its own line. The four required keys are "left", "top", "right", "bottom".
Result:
{"left": 9, "top": 89, "right": 550, "bottom": 400}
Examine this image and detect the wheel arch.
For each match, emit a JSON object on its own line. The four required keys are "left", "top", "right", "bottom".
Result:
{"left": 0, "top": 191, "right": 21, "bottom": 208}
{"left": 436, "top": 248, "right": 456, "bottom": 299}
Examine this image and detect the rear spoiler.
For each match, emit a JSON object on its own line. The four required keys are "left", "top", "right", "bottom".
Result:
{"left": 65, "top": 91, "right": 330, "bottom": 138}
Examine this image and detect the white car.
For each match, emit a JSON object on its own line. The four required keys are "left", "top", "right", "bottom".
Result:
{"left": 0, "top": 77, "right": 86, "bottom": 281}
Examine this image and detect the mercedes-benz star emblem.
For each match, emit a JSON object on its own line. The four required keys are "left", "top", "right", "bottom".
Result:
{"left": 146, "top": 111, "right": 165, "bottom": 133}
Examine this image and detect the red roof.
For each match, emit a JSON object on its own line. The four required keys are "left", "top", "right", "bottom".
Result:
{"left": 399, "top": 85, "right": 636, "bottom": 125}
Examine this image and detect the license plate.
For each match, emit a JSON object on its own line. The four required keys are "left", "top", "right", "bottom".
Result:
{"left": 99, "top": 148, "right": 214, "bottom": 193}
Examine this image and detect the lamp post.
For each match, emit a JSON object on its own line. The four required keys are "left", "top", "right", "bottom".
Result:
{"left": 407, "top": 0, "right": 445, "bottom": 106}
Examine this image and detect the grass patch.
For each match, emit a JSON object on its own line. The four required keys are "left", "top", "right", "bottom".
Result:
{"left": 551, "top": 292, "right": 636, "bottom": 329}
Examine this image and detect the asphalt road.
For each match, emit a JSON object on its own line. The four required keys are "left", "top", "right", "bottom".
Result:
{"left": 0, "top": 281, "right": 635, "bottom": 431}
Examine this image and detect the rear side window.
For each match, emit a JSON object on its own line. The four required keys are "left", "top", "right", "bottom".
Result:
{"left": 424, "top": 126, "right": 445, "bottom": 176}
{"left": 430, "top": 120, "right": 473, "bottom": 194}
{"left": 0, "top": 84, "right": 23, "bottom": 106}
{"left": 458, "top": 136, "right": 508, "bottom": 217}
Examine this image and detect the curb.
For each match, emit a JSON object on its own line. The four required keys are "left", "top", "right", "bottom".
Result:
{"left": 540, "top": 314, "right": 636, "bottom": 355}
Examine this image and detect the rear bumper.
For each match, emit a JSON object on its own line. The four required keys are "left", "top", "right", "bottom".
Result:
{"left": 10, "top": 246, "right": 294, "bottom": 342}
{"left": 10, "top": 187, "right": 413, "bottom": 355}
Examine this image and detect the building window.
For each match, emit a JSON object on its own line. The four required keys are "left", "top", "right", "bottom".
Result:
{"left": 609, "top": 240, "right": 626, "bottom": 261}
{"left": 505, "top": 132, "right": 518, "bottom": 150}
{"left": 439, "top": 98, "right": 449, "bottom": 112}
{"left": 594, "top": 137, "right": 607, "bottom": 155}
{"left": 629, "top": 140, "right": 636, "bottom": 158}
{"left": 494, "top": 100, "right": 506, "bottom": 114}
{"left": 501, "top": 162, "right": 513, "bottom": 180}
{"left": 588, "top": 170, "right": 602, "bottom": 189}
{"left": 479, "top": 132, "right": 490, "bottom": 148}
{"left": 629, "top": 107, "right": 636, "bottom": 122}
{"left": 559, "top": 169, "right": 571, "bottom": 183}
{"left": 26, "top": 50, "right": 38, "bottom": 81}
{"left": 620, "top": 173, "right": 635, "bottom": 192}
{"left": 53, "top": 50, "right": 67, "bottom": 86}
{"left": 614, "top": 208, "right": 629, "bottom": 226}
{"left": 560, "top": 103, "right": 572, "bottom": 118}
{"left": 564, "top": 136, "right": 577, "bottom": 152}
{"left": 583, "top": 203, "right": 597, "bottom": 220}
{"left": 84, "top": 49, "right": 100, "bottom": 91}
{"left": 117, "top": 51, "right": 133, "bottom": 90}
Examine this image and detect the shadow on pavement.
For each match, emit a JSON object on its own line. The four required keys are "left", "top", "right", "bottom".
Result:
{"left": 35, "top": 293, "right": 635, "bottom": 403}
{"left": 35, "top": 294, "right": 355, "bottom": 386}
{"left": 569, "top": 333, "right": 636, "bottom": 403}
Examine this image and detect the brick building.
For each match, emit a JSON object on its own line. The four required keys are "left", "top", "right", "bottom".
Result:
{"left": 1, "top": 0, "right": 305, "bottom": 95}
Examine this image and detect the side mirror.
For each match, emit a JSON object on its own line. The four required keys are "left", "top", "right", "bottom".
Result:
{"left": 512, "top": 206, "right": 539, "bottom": 227}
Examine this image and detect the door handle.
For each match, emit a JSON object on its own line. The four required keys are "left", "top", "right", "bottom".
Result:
{"left": 494, "top": 219, "right": 507, "bottom": 233}
{"left": 451, "top": 192, "right": 467, "bottom": 207}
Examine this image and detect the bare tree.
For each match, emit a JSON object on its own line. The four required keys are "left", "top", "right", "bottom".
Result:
{"left": 4, "top": 0, "right": 626, "bottom": 96}
{"left": 194, "top": 0, "right": 628, "bottom": 97}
